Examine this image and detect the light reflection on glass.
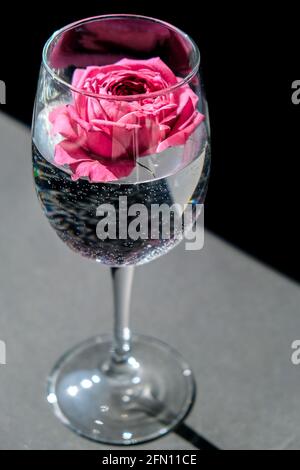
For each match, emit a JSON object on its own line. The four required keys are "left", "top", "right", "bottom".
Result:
{"left": 67, "top": 386, "right": 79, "bottom": 397}
{"left": 92, "top": 374, "right": 101, "bottom": 383}
{"left": 128, "top": 357, "right": 140, "bottom": 369}
{"left": 132, "top": 376, "right": 141, "bottom": 384}
{"left": 80, "top": 379, "right": 93, "bottom": 389}
{"left": 100, "top": 405, "right": 109, "bottom": 412}
{"left": 159, "top": 427, "right": 168, "bottom": 435}
{"left": 47, "top": 393, "right": 57, "bottom": 404}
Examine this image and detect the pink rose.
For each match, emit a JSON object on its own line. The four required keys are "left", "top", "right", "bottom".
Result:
{"left": 50, "top": 57, "right": 204, "bottom": 182}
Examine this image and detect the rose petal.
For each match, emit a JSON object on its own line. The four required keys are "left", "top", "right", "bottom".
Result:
{"left": 157, "top": 112, "right": 204, "bottom": 152}
{"left": 54, "top": 141, "right": 90, "bottom": 166}
{"left": 49, "top": 105, "right": 68, "bottom": 123}
{"left": 117, "top": 57, "right": 177, "bottom": 86}
{"left": 50, "top": 108, "right": 77, "bottom": 140}
{"left": 70, "top": 157, "right": 135, "bottom": 183}
{"left": 72, "top": 68, "right": 85, "bottom": 87}
{"left": 85, "top": 129, "right": 130, "bottom": 159}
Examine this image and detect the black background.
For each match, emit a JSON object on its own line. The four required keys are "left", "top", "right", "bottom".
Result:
{"left": 1, "top": 2, "right": 299, "bottom": 281}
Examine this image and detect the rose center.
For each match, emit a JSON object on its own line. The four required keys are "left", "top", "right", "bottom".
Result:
{"left": 108, "top": 76, "right": 150, "bottom": 96}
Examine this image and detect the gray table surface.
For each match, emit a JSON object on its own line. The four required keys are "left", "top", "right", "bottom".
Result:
{"left": 0, "top": 111, "right": 300, "bottom": 450}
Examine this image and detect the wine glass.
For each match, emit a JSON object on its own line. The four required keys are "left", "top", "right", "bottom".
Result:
{"left": 32, "top": 14, "right": 210, "bottom": 445}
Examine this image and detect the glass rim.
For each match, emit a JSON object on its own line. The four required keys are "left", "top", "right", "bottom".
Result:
{"left": 42, "top": 13, "right": 201, "bottom": 102}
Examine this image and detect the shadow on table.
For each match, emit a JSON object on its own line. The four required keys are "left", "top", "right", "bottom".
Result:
{"left": 174, "top": 422, "right": 220, "bottom": 450}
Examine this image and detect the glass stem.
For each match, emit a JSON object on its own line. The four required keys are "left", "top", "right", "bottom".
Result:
{"left": 111, "top": 266, "right": 134, "bottom": 363}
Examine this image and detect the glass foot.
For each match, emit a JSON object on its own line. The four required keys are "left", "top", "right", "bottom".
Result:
{"left": 47, "top": 335, "right": 195, "bottom": 445}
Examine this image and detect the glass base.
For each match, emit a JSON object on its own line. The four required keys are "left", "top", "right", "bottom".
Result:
{"left": 47, "top": 335, "right": 195, "bottom": 445}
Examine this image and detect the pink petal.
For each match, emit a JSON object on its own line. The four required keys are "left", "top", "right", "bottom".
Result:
{"left": 72, "top": 68, "right": 85, "bottom": 87}
{"left": 91, "top": 118, "right": 140, "bottom": 131}
{"left": 49, "top": 105, "right": 68, "bottom": 124}
{"left": 71, "top": 67, "right": 100, "bottom": 88}
{"left": 70, "top": 157, "right": 135, "bottom": 183}
{"left": 117, "top": 57, "right": 177, "bottom": 86}
{"left": 54, "top": 141, "right": 90, "bottom": 166}
{"left": 51, "top": 110, "right": 77, "bottom": 140}
{"left": 67, "top": 105, "right": 92, "bottom": 131}
{"left": 157, "top": 112, "right": 204, "bottom": 152}
{"left": 86, "top": 129, "right": 128, "bottom": 159}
